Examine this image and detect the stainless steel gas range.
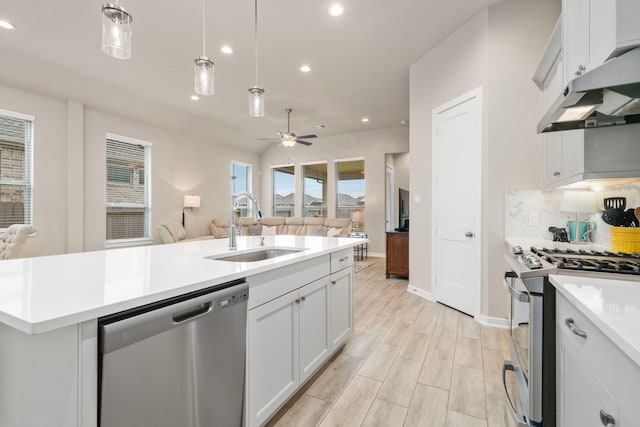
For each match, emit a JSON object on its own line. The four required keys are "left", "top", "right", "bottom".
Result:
{"left": 502, "top": 245, "right": 640, "bottom": 427}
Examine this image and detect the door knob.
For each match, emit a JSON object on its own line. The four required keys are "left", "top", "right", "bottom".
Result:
{"left": 465, "top": 231, "right": 474, "bottom": 238}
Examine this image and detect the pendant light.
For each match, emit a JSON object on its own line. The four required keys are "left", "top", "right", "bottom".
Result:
{"left": 194, "top": 0, "right": 214, "bottom": 95}
{"left": 101, "top": 1, "right": 132, "bottom": 59}
{"left": 248, "top": 0, "right": 265, "bottom": 117}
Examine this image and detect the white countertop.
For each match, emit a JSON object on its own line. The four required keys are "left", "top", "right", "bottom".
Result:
{"left": 0, "top": 236, "right": 365, "bottom": 334}
{"left": 550, "top": 274, "right": 640, "bottom": 367}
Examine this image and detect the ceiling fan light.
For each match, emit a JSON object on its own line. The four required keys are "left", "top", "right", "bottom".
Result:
{"left": 281, "top": 138, "right": 296, "bottom": 148}
{"left": 101, "top": 3, "right": 132, "bottom": 59}
{"left": 249, "top": 86, "right": 265, "bottom": 117}
{"left": 194, "top": 56, "right": 215, "bottom": 95}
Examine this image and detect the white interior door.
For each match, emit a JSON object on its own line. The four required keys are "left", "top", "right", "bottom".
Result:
{"left": 432, "top": 88, "right": 482, "bottom": 317}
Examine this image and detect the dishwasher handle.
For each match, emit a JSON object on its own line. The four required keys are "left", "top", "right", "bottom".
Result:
{"left": 172, "top": 302, "right": 213, "bottom": 324}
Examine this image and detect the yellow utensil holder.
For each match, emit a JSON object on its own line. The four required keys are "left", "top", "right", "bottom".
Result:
{"left": 611, "top": 227, "right": 640, "bottom": 253}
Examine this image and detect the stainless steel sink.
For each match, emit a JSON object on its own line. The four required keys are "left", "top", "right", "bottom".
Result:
{"left": 205, "top": 248, "right": 304, "bottom": 263}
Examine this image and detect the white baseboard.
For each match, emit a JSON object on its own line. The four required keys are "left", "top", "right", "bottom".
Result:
{"left": 406, "top": 285, "right": 436, "bottom": 302}
{"left": 475, "top": 314, "right": 509, "bottom": 329}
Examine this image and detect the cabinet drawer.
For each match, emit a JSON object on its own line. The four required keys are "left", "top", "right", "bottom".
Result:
{"left": 331, "top": 248, "right": 354, "bottom": 273}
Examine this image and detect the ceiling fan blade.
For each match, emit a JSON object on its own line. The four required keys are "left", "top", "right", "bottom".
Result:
{"left": 295, "top": 134, "right": 317, "bottom": 139}
{"left": 296, "top": 139, "right": 313, "bottom": 146}
{"left": 257, "top": 138, "right": 281, "bottom": 141}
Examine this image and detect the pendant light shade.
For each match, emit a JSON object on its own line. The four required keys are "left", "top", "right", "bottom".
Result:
{"left": 194, "top": 57, "right": 215, "bottom": 95}
{"left": 249, "top": 0, "right": 265, "bottom": 117}
{"left": 101, "top": 3, "right": 132, "bottom": 59}
{"left": 249, "top": 86, "right": 265, "bottom": 117}
{"left": 194, "top": 0, "right": 214, "bottom": 95}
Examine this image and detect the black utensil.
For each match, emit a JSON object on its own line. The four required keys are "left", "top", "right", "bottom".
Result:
{"left": 604, "top": 197, "right": 626, "bottom": 212}
{"left": 548, "top": 226, "right": 569, "bottom": 242}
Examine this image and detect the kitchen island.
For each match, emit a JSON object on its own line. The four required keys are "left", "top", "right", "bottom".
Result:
{"left": 550, "top": 274, "right": 640, "bottom": 427}
{"left": 0, "top": 235, "right": 365, "bottom": 427}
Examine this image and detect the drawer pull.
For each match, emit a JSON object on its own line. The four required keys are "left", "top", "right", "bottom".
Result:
{"left": 599, "top": 409, "right": 615, "bottom": 426}
{"left": 301, "top": 296, "right": 306, "bottom": 302}
{"left": 565, "top": 318, "right": 587, "bottom": 339}
{"left": 331, "top": 281, "right": 336, "bottom": 285}
{"left": 339, "top": 256, "right": 349, "bottom": 262}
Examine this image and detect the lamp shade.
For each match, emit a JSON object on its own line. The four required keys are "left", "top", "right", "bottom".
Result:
{"left": 249, "top": 86, "right": 265, "bottom": 117}
{"left": 194, "top": 57, "right": 214, "bottom": 95}
{"left": 101, "top": 3, "right": 132, "bottom": 59}
{"left": 184, "top": 195, "right": 201, "bottom": 208}
{"left": 559, "top": 191, "right": 596, "bottom": 213}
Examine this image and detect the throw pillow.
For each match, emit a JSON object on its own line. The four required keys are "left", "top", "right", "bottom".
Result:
{"left": 327, "top": 227, "right": 341, "bottom": 238}
{"left": 261, "top": 225, "right": 277, "bottom": 236}
{"left": 313, "top": 227, "right": 329, "bottom": 236}
{"left": 248, "top": 224, "right": 263, "bottom": 236}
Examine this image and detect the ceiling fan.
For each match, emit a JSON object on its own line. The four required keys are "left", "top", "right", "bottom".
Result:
{"left": 259, "top": 108, "right": 317, "bottom": 147}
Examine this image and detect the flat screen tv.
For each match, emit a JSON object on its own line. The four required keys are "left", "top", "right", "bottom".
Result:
{"left": 399, "top": 188, "right": 409, "bottom": 230}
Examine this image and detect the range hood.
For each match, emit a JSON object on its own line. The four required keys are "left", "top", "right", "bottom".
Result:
{"left": 538, "top": 47, "right": 640, "bottom": 133}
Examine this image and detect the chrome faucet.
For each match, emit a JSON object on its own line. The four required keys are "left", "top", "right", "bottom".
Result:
{"left": 229, "top": 193, "right": 262, "bottom": 250}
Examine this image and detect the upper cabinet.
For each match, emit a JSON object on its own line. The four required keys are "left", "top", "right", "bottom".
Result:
{"left": 536, "top": 0, "right": 640, "bottom": 188}
{"left": 564, "top": 0, "right": 640, "bottom": 83}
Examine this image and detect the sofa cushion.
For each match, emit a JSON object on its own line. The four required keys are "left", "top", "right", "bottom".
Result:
{"left": 157, "top": 222, "right": 186, "bottom": 244}
{"left": 284, "top": 217, "right": 306, "bottom": 235}
{"left": 313, "top": 227, "right": 328, "bottom": 236}
{"left": 248, "top": 224, "right": 262, "bottom": 236}
{"left": 261, "top": 225, "right": 277, "bottom": 236}
{"left": 327, "top": 227, "right": 342, "bottom": 238}
{"left": 304, "top": 217, "right": 326, "bottom": 236}
{"left": 260, "top": 217, "right": 286, "bottom": 234}
{"left": 323, "top": 218, "right": 352, "bottom": 236}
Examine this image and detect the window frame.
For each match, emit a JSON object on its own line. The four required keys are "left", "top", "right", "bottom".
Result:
{"left": 271, "top": 164, "right": 295, "bottom": 217}
{"left": 301, "top": 161, "right": 328, "bottom": 218}
{"left": 0, "top": 108, "right": 34, "bottom": 233}
{"left": 335, "top": 158, "right": 365, "bottom": 231}
{"left": 105, "top": 133, "right": 153, "bottom": 248}
{"left": 231, "top": 160, "right": 253, "bottom": 217}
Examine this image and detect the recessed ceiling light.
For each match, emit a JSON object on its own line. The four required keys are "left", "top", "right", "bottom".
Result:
{"left": 329, "top": 4, "right": 344, "bottom": 16}
{"left": 221, "top": 45, "right": 233, "bottom": 54}
{"left": 361, "top": 117, "right": 369, "bottom": 123}
{"left": 300, "top": 65, "right": 311, "bottom": 73}
{"left": 190, "top": 95, "right": 200, "bottom": 101}
{"left": 0, "top": 19, "right": 16, "bottom": 30}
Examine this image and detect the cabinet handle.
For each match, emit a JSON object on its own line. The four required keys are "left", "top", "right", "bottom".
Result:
{"left": 576, "top": 64, "right": 586, "bottom": 76}
{"left": 339, "top": 256, "right": 349, "bottom": 262}
{"left": 599, "top": 409, "right": 615, "bottom": 426}
{"left": 331, "top": 281, "right": 336, "bottom": 285}
{"left": 553, "top": 171, "right": 561, "bottom": 176}
{"left": 301, "top": 296, "right": 306, "bottom": 302}
{"left": 565, "top": 318, "right": 587, "bottom": 339}
{"left": 465, "top": 231, "right": 474, "bottom": 238}
{"left": 295, "top": 299, "right": 300, "bottom": 304}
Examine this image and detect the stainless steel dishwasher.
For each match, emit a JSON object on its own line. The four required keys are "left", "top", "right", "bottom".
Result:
{"left": 98, "top": 278, "right": 248, "bottom": 427}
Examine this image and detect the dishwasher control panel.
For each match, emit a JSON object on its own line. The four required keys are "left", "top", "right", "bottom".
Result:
{"left": 216, "top": 289, "right": 248, "bottom": 309}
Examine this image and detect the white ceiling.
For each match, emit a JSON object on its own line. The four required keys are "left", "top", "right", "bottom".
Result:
{"left": 0, "top": 0, "right": 505, "bottom": 153}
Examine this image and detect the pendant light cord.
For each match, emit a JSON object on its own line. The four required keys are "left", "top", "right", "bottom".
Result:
{"left": 254, "top": 0, "right": 259, "bottom": 86}
{"left": 202, "top": 0, "right": 206, "bottom": 56}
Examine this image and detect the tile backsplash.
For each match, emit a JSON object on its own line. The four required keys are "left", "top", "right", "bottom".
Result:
{"left": 505, "top": 182, "right": 640, "bottom": 248}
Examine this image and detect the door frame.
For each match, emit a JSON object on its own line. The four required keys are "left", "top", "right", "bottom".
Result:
{"left": 385, "top": 164, "right": 394, "bottom": 232}
{"left": 431, "top": 86, "right": 483, "bottom": 317}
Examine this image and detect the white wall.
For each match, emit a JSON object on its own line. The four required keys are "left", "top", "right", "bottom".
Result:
{"left": 409, "top": 0, "right": 560, "bottom": 318}
{"left": 1, "top": 85, "right": 260, "bottom": 256}
{"left": 260, "top": 127, "right": 409, "bottom": 255}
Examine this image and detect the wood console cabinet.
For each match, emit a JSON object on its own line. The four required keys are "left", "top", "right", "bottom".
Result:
{"left": 386, "top": 232, "right": 409, "bottom": 278}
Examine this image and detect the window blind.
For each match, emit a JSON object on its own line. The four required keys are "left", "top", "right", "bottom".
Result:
{"left": 0, "top": 112, "right": 33, "bottom": 230}
{"left": 106, "top": 138, "right": 151, "bottom": 240}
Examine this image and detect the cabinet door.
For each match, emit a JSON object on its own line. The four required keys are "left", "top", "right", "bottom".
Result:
{"left": 588, "top": 0, "right": 616, "bottom": 68}
{"left": 563, "top": 0, "right": 589, "bottom": 84}
{"left": 329, "top": 268, "right": 353, "bottom": 350}
{"left": 247, "top": 291, "right": 300, "bottom": 427}
{"left": 543, "top": 55, "right": 564, "bottom": 186}
{"left": 560, "top": 130, "right": 585, "bottom": 179}
{"left": 557, "top": 334, "right": 618, "bottom": 427}
{"left": 299, "top": 277, "right": 330, "bottom": 383}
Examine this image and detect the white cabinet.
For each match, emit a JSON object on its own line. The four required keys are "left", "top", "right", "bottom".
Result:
{"left": 329, "top": 266, "right": 353, "bottom": 350}
{"left": 556, "top": 292, "right": 640, "bottom": 426}
{"left": 247, "top": 289, "right": 300, "bottom": 427}
{"left": 563, "top": 0, "right": 640, "bottom": 83}
{"left": 246, "top": 276, "right": 332, "bottom": 427}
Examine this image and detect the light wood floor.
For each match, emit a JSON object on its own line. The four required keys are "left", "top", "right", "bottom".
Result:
{"left": 266, "top": 257, "right": 517, "bottom": 427}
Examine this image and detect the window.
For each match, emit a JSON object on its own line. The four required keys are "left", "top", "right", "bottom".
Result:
{"left": 272, "top": 165, "right": 295, "bottom": 217}
{"left": 336, "top": 159, "right": 365, "bottom": 231}
{"left": 106, "top": 135, "right": 151, "bottom": 243}
{"left": 302, "top": 163, "right": 327, "bottom": 217}
{"left": 231, "top": 161, "right": 252, "bottom": 217}
{"left": 0, "top": 109, "right": 33, "bottom": 230}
